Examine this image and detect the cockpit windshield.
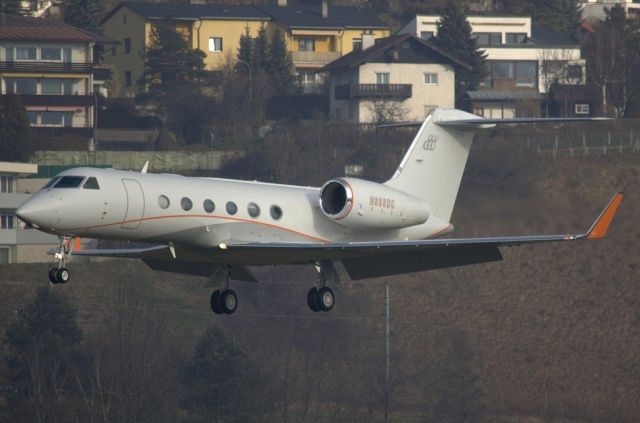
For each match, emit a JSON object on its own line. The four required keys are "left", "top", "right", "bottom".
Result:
{"left": 82, "top": 177, "right": 100, "bottom": 190}
{"left": 41, "top": 177, "right": 61, "bottom": 190}
{"left": 53, "top": 176, "right": 85, "bottom": 188}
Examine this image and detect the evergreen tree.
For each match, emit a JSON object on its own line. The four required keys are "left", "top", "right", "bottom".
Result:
{"left": 533, "top": 0, "right": 581, "bottom": 41}
{"left": 140, "top": 21, "right": 206, "bottom": 95}
{"left": 181, "top": 327, "right": 267, "bottom": 422}
{"left": 266, "top": 26, "right": 296, "bottom": 96}
{"left": 0, "top": 94, "right": 32, "bottom": 161}
{"left": 4, "top": 288, "right": 83, "bottom": 421}
{"left": 252, "top": 23, "right": 268, "bottom": 73}
{"left": 237, "top": 24, "right": 254, "bottom": 71}
{"left": 432, "top": 2, "right": 487, "bottom": 104}
{"left": 63, "top": 0, "right": 104, "bottom": 33}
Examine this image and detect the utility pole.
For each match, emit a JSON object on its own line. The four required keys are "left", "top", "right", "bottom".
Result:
{"left": 384, "top": 283, "right": 390, "bottom": 423}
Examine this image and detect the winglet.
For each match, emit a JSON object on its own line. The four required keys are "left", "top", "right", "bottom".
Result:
{"left": 586, "top": 192, "right": 623, "bottom": 239}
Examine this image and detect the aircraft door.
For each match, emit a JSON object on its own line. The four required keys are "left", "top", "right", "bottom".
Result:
{"left": 122, "top": 179, "right": 145, "bottom": 229}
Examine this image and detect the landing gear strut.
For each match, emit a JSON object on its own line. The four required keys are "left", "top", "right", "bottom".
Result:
{"left": 209, "top": 266, "right": 237, "bottom": 315}
{"left": 48, "top": 236, "right": 73, "bottom": 284}
{"left": 307, "top": 261, "right": 337, "bottom": 313}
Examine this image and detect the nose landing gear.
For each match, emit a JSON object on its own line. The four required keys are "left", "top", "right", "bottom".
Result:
{"left": 48, "top": 236, "right": 74, "bottom": 284}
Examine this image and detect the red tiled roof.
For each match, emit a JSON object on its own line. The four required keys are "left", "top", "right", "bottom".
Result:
{"left": 0, "top": 15, "right": 113, "bottom": 43}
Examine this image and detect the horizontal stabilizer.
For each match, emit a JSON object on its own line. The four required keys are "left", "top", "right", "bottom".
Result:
{"left": 378, "top": 116, "right": 610, "bottom": 130}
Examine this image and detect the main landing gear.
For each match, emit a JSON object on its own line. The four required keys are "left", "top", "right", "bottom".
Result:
{"left": 209, "top": 267, "right": 238, "bottom": 315}
{"left": 48, "top": 236, "right": 73, "bottom": 285}
{"left": 307, "top": 261, "right": 337, "bottom": 313}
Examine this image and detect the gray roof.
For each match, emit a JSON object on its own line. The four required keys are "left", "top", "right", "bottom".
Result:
{"left": 467, "top": 91, "right": 543, "bottom": 101}
{"left": 112, "top": 2, "right": 269, "bottom": 21}
{"left": 255, "top": 5, "right": 387, "bottom": 29}
{"left": 530, "top": 23, "right": 577, "bottom": 46}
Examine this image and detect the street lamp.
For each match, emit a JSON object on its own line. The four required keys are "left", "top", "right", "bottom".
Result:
{"left": 236, "top": 59, "right": 252, "bottom": 101}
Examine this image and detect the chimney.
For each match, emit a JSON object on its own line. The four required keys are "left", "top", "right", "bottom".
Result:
{"left": 277, "top": 0, "right": 287, "bottom": 7}
{"left": 362, "top": 31, "right": 375, "bottom": 50}
{"left": 322, "top": 0, "right": 328, "bottom": 18}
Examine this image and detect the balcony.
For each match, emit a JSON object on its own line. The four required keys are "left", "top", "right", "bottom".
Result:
{"left": 292, "top": 51, "right": 340, "bottom": 66}
{"left": 334, "top": 84, "right": 412, "bottom": 100}
{"left": 0, "top": 61, "right": 95, "bottom": 73}
{"left": 18, "top": 95, "right": 95, "bottom": 107}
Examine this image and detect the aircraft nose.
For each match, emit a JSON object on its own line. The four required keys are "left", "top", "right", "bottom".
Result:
{"left": 15, "top": 198, "right": 51, "bottom": 228}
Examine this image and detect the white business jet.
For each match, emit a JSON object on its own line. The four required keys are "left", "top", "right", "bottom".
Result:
{"left": 16, "top": 108, "right": 622, "bottom": 315}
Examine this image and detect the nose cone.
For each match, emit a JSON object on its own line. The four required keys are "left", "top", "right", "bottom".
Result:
{"left": 16, "top": 198, "right": 51, "bottom": 228}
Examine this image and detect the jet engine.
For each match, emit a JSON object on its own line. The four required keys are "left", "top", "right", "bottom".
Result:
{"left": 319, "top": 178, "right": 430, "bottom": 229}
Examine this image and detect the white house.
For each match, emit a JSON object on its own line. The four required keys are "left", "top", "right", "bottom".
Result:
{"left": 319, "top": 33, "right": 467, "bottom": 123}
{"left": 399, "top": 15, "right": 586, "bottom": 117}
{"left": 580, "top": 0, "right": 640, "bottom": 20}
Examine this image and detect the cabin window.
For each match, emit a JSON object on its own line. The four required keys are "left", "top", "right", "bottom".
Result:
{"left": 181, "top": 197, "right": 193, "bottom": 211}
{"left": 226, "top": 201, "right": 237, "bottom": 215}
{"left": 203, "top": 199, "right": 215, "bottom": 213}
{"left": 54, "top": 176, "right": 84, "bottom": 188}
{"left": 41, "top": 177, "right": 61, "bottom": 190}
{"left": 83, "top": 177, "right": 100, "bottom": 190}
{"left": 270, "top": 205, "right": 283, "bottom": 220}
{"left": 158, "top": 195, "right": 170, "bottom": 209}
{"left": 247, "top": 203, "right": 260, "bottom": 218}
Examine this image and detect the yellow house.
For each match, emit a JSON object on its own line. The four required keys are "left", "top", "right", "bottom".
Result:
{"left": 102, "top": 1, "right": 390, "bottom": 97}
{"left": 256, "top": 0, "right": 390, "bottom": 93}
{"left": 102, "top": 2, "right": 270, "bottom": 97}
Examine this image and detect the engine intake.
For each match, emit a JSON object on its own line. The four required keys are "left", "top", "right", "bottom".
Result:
{"left": 320, "top": 179, "right": 352, "bottom": 219}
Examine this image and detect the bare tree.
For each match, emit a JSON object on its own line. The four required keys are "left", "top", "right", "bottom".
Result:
{"left": 366, "top": 100, "right": 409, "bottom": 125}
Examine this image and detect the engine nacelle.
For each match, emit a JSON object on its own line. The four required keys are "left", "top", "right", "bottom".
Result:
{"left": 319, "top": 177, "right": 430, "bottom": 229}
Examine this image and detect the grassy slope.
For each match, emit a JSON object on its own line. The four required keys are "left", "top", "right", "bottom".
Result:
{"left": 0, "top": 142, "right": 638, "bottom": 421}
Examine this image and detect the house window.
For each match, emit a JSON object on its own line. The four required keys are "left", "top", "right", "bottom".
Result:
{"left": 1, "top": 214, "right": 15, "bottom": 230}
{"left": 5, "top": 78, "right": 37, "bottom": 94}
{"left": 515, "top": 62, "right": 537, "bottom": 87}
{"left": 15, "top": 46, "right": 36, "bottom": 60}
{"left": 376, "top": 72, "right": 390, "bottom": 84}
{"left": 41, "top": 112, "right": 64, "bottom": 126}
{"left": 124, "top": 71, "right": 132, "bottom": 87}
{"left": 298, "top": 38, "right": 315, "bottom": 52}
{"left": 420, "top": 31, "right": 434, "bottom": 40}
{"left": 352, "top": 38, "right": 362, "bottom": 52}
{"left": 566, "top": 65, "right": 582, "bottom": 82}
{"left": 1, "top": 176, "right": 14, "bottom": 193}
{"left": 506, "top": 33, "right": 526, "bottom": 44}
{"left": 122, "top": 14, "right": 127, "bottom": 24}
{"left": 476, "top": 32, "right": 502, "bottom": 45}
{"left": 41, "top": 47, "right": 62, "bottom": 61}
{"left": 424, "top": 73, "right": 438, "bottom": 85}
{"left": 42, "top": 78, "right": 72, "bottom": 95}
{"left": 493, "top": 62, "right": 513, "bottom": 79}
{"left": 124, "top": 38, "right": 131, "bottom": 54}
{"left": 299, "top": 71, "right": 316, "bottom": 84}
{"left": 26, "top": 111, "right": 38, "bottom": 125}
{"left": 575, "top": 104, "right": 590, "bottom": 115}
{"left": 208, "top": 37, "right": 223, "bottom": 52}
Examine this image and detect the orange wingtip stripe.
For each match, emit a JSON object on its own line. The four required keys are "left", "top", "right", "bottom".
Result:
{"left": 588, "top": 192, "right": 623, "bottom": 239}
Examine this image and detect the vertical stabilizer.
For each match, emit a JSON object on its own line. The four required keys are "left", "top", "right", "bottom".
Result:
{"left": 384, "top": 108, "right": 480, "bottom": 222}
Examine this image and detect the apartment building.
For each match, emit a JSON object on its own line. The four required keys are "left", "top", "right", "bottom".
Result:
{"left": 399, "top": 15, "right": 585, "bottom": 117}
{"left": 320, "top": 33, "right": 465, "bottom": 123}
{"left": 0, "top": 15, "right": 112, "bottom": 141}
{"left": 102, "top": 1, "right": 389, "bottom": 96}
{"left": 0, "top": 162, "right": 58, "bottom": 264}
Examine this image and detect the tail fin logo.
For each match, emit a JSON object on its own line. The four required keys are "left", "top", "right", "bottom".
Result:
{"left": 422, "top": 134, "right": 439, "bottom": 151}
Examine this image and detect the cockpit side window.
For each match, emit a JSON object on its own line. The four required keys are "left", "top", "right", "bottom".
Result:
{"left": 41, "top": 177, "right": 61, "bottom": 190}
{"left": 83, "top": 177, "right": 100, "bottom": 190}
{"left": 54, "top": 176, "right": 85, "bottom": 188}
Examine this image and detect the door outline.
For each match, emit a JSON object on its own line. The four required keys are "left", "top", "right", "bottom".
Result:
{"left": 122, "top": 179, "right": 145, "bottom": 229}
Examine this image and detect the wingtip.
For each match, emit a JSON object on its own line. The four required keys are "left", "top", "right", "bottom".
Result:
{"left": 586, "top": 192, "right": 623, "bottom": 239}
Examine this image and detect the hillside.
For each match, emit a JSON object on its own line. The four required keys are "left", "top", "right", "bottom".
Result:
{"left": 1, "top": 142, "right": 638, "bottom": 421}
